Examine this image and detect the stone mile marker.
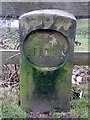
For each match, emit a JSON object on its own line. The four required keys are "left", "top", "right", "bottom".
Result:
{"left": 19, "top": 9, "right": 76, "bottom": 113}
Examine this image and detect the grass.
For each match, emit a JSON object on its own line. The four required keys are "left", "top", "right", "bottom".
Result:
{"left": 0, "top": 88, "right": 26, "bottom": 119}
{"left": 74, "top": 19, "right": 89, "bottom": 51}
{"left": 71, "top": 98, "right": 88, "bottom": 118}
{"left": 75, "top": 35, "right": 88, "bottom": 51}
{"left": 71, "top": 84, "right": 88, "bottom": 118}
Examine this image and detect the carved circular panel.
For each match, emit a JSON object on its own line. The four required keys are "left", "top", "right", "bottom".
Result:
{"left": 23, "top": 30, "right": 70, "bottom": 71}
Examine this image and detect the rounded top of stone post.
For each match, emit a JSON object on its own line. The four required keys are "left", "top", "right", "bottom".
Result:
{"left": 19, "top": 9, "right": 76, "bottom": 20}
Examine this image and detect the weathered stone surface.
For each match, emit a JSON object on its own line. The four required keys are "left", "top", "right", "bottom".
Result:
{"left": 19, "top": 9, "right": 76, "bottom": 112}
{"left": 24, "top": 30, "right": 69, "bottom": 71}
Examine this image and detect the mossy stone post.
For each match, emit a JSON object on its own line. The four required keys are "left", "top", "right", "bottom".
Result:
{"left": 19, "top": 9, "right": 76, "bottom": 112}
